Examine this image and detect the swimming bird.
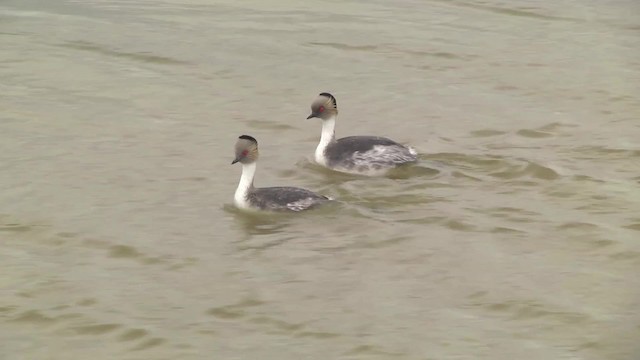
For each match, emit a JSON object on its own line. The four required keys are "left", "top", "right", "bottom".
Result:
{"left": 306, "top": 92, "right": 418, "bottom": 175}
{"left": 231, "top": 135, "right": 331, "bottom": 211}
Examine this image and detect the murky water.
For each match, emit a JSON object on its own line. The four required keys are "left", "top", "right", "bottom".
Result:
{"left": 1, "top": 0, "right": 639, "bottom": 359}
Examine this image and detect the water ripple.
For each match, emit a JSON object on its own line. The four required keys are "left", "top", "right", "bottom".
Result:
{"left": 58, "top": 41, "right": 188, "bottom": 65}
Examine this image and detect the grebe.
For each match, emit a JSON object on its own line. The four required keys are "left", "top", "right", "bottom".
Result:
{"left": 232, "top": 135, "right": 331, "bottom": 211}
{"left": 306, "top": 92, "right": 417, "bottom": 176}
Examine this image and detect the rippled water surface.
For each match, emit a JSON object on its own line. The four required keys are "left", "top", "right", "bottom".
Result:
{"left": 1, "top": 0, "right": 639, "bottom": 359}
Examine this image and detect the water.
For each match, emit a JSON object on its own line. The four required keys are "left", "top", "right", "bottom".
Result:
{"left": 1, "top": 0, "right": 639, "bottom": 359}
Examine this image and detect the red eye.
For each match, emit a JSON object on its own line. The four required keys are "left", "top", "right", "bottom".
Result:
{"left": 318, "top": 106, "right": 325, "bottom": 112}
{"left": 241, "top": 150, "right": 248, "bottom": 157}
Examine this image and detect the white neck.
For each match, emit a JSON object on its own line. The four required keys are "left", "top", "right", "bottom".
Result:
{"left": 315, "top": 116, "right": 336, "bottom": 165}
{"left": 234, "top": 162, "right": 256, "bottom": 208}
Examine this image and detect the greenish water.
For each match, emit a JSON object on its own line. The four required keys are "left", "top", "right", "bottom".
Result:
{"left": 1, "top": 0, "right": 639, "bottom": 359}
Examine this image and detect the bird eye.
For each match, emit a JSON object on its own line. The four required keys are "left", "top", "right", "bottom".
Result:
{"left": 242, "top": 150, "right": 248, "bottom": 157}
{"left": 319, "top": 106, "right": 325, "bottom": 112}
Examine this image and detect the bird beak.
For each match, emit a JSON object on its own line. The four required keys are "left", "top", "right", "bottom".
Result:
{"left": 306, "top": 113, "right": 317, "bottom": 119}
{"left": 231, "top": 157, "right": 240, "bottom": 165}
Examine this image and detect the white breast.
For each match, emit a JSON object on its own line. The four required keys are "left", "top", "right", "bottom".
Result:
{"left": 234, "top": 189, "right": 252, "bottom": 209}
{"left": 234, "top": 162, "right": 256, "bottom": 209}
{"left": 314, "top": 117, "right": 336, "bottom": 166}
{"left": 314, "top": 144, "right": 328, "bottom": 166}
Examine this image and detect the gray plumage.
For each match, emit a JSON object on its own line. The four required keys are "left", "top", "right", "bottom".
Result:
{"left": 246, "top": 187, "right": 330, "bottom": 212}
{"left": 306, "top": 93, "right": 418, "bottom": 175}
{"left": 324, "top": 136, "right": 417, "bottom": 171}
{"left": 232, "top": 135, "right": 331, "bottom": 212}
